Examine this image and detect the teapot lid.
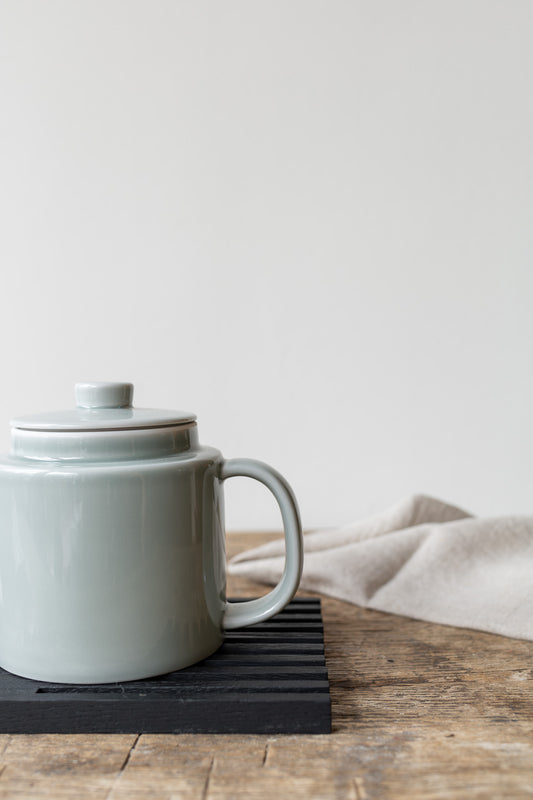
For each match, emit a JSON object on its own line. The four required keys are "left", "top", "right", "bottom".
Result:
{"left": 11, "top": 382, "right": 196, "bottom": 431}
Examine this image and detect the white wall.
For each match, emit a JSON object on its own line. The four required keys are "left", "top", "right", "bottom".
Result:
{"left": 1, "top": 1, "right": 532, "bottom": 529}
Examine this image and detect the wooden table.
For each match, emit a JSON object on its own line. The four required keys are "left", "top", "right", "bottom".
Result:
{"left": 0, "top": 532, "right": 532, "bottom": 799}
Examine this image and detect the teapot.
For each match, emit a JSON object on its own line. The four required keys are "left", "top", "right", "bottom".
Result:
{"left": 0, "top": 382, "right": 303, "bottom": 683}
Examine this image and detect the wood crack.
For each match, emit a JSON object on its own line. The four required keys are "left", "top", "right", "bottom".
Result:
{"left": 0, "top": 736, "right": 11, "bottom": 762}
{"left": 118, "top": 733, "right": 141, "bottom": 774}
{"left": 353, "top": 777, "right": 366, "bottom": 800}
{"left": 202, "top": 756, "right": 215, "bottom": 800}
{"left": 105, "top": 734, "right": 141, "bottom": 800}
{"left": 335, "top": 677, "right": 429, "bottom": 689}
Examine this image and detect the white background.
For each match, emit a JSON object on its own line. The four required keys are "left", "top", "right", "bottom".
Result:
{"left": 1, "top": 1, "right": 532, "bottom": 529}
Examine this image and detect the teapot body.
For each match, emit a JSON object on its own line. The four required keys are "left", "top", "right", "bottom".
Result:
{"left": 0, "top": 435, "right": 227, "bottom": 683}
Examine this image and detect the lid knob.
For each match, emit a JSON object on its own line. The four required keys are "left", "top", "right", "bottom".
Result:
{"left": 75, "top": 382, "right": 134, "bottom": 409}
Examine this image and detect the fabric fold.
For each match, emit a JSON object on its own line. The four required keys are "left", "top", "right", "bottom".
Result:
{"left": 228, "top": 495, "right": 533, "bottom": 641}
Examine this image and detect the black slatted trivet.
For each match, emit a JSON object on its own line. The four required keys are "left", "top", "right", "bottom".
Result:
{"left": 0, "top": 598, "right": 331, "bottom": 734}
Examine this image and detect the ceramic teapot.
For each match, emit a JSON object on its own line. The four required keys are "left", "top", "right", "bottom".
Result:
{"left": 0, "top": 382, "right": 303, "bottom": 684}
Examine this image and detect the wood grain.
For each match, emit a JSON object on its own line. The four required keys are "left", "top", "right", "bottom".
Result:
{"left": 0, "top": 532, "right": 531, "bottom": 799}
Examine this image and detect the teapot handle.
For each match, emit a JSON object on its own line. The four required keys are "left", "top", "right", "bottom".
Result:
{"left": 220, "top": 458, "right": 304, "bottom": 630}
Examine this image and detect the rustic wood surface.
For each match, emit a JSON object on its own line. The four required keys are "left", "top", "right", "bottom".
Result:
{"left": 0, "top": 532, "right": 532, "bottom": 799}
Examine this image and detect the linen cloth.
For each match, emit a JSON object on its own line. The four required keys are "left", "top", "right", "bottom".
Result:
{"left": 228, "top": 495, "right": 533, "bottom": 641}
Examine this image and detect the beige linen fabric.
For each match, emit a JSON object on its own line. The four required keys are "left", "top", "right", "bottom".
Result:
{"left": 228, "top": 495, "right": 533, "bottom": 641}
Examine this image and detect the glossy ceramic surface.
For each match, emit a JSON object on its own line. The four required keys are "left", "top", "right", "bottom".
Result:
{"left": 13, "top": 380, "right": 196, "bottom": 431}
{"left": 0, "top": 382, "right": 303, "bottom": 683}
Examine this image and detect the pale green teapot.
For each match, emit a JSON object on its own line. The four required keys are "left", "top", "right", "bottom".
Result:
{"left": 0, "top": 382, "right": 303, "bottom": 683}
